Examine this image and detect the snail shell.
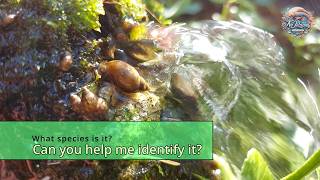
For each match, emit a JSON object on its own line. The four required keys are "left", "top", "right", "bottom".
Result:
{"left": 0, "top": 14, "right": 16, "bottom": 27}
{"left": 82, "top": 87, "right": 107, "bottom": 113}
{"left": 59, "top": 51, "right": 73, "bottom": 71}
{"left": 118, "top": 40, "right": 157, "bottom": 62}
{"left": 98, "top": 60, "right": 150, "bottom": 93}
{"left": 70, "top": 94, "right": 82, "bottom": 112}
{"left": 81, "top": 87, "right": 99, "bottom": 112}
{"left": 70, "top": 87, "right": 108, "bottom": 114}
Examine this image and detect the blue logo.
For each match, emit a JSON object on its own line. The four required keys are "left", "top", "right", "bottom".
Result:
{"left": 282, "top": 7, "right": 314, "bottom": 37}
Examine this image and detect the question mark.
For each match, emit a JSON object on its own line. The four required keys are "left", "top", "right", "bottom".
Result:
{"left": 196, "top": 144, "right": 202, "bottom": 155}
{"left": 108, "top": 135, "right": 112, "bottom": 142}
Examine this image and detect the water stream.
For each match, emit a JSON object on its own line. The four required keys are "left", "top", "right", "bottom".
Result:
{"left": 143, "top": 20, "right": 320, "bottom": 178}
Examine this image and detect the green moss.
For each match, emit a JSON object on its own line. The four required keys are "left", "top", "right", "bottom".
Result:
{"left": 119, "top": 107, "right": 139, "bottom": 121}
{"left": 112, "top": 0, "right": 147, "bottom": 21}
{"left": 44, "top": 0, "right": 105, "bottom": 32}
{"left": 129, "top": 23, "right": 147, "bottom": 40}
{"left": 87, "top": 82, "right": 98, "bottom": 94}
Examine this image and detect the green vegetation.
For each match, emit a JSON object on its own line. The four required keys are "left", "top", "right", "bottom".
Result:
{"left": 129, "top": 23, "right": 148, "bottom": 40}
{"left": 143, "top": 0, "right": 172, "bottom": 24}
{"left": 281, "top": 149, "right": 320, "bottom": 180}
{"left": 44, "top": 0, "right": 105, "bottom": 32}
{"left": 241, "top": 148, "right": 274, "bottom": 180}
{"left": 112, "top": 0, "right": 147, "bottom": 21}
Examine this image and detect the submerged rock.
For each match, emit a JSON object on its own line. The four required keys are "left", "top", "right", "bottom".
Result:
{"left": 98, "top": 82, "right": 114, "bottom": 105}
{"left": 112, "top": 92, "right": 161, "bottom": 121}
{"left": 170, "top": 73, "right": 201, "bottom": 120}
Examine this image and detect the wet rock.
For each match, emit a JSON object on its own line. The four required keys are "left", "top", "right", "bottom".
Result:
{"left": 0, "top": 1, "right": 101, "bottom": 120}
{"left": 160, "top": 98, "right": 190, "bottom": 121}
{"left": 101, "top": 36, "right": 116, "bottom": 59}
{"left": 171, "top": 73, "right": 198, "bottom": 100}
{"left": 112, "top": 92, "right": 161, "bottom": 121}
{"left": 170, "top": 73, "right": 201, "bottom": 120}
{"left": 9, "top": 100, "right": 29, "bottom": 120}
{"left": 98, "top": 82, "right": 114, "bottom": 105}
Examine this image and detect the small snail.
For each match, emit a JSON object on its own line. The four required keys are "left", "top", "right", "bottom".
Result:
{"left": 70, "top": 94, "right": 82, "bottom": 112}
{"left": 118, "top": 40, "right": 157, "bottom": 62}
{"left": 98, "top": 60, "right": 150, "bottom": 93}
{"left": 0, "top": 14, "right": 16, "bottom": 27}
{"left": 70, "top": 87, "right": 108, "bottom": 114}
{"left": 59, "top": 51, "right": 73, "bottom": 71}
{"left": 170, "top": 73, "right": 201, "bottom": 120}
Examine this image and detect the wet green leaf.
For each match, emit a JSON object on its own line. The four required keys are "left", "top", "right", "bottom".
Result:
{"left": 241, "top": 148, "right": 274, "bottom": 180}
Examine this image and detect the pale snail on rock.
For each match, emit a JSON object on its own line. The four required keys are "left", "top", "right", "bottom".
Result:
{"left": 70, "top": 94, "right": 81, "bottom": 112}
{"left": 98, "top": 60, "right": 150, "bottom": 93}
{"left": 81, "top": 87, "right": 107, "bottom": 113}
{"left": 70, "top": 87, "right": 108, "bottom": 115}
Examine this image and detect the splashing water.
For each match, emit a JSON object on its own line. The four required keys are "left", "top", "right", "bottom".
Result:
{"left": 143, "top": 20, "right": 320, "bottom": 178}
{"left": 145, "top": 20, "right": 284, "bottom": 121}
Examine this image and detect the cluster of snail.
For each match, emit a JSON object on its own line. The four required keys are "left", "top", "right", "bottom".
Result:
{"left": 70, "top": 87, "right": 108, "bottom": 117}
{"left": 60, "top": 46, "right": 152, "bottom": 117}
{"left": 0, "top": 2, "right": 162, "bottom": 121}
{"left": 53, "top": 6, "right": 159, "bottom": 118}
